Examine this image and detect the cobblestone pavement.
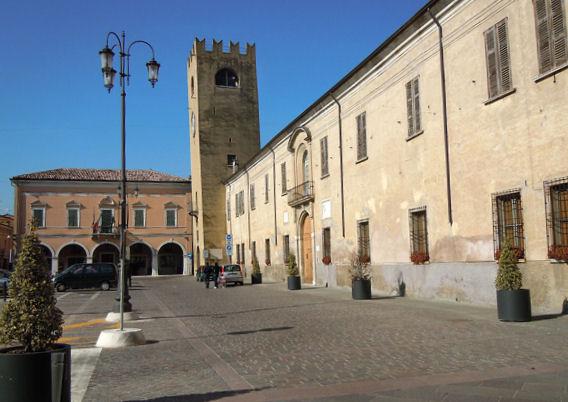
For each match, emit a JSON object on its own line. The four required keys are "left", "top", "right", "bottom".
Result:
{"left": 58, "top": 276, "right": 568, "bottom": 401}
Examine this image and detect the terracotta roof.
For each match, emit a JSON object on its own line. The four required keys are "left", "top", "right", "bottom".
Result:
{"left": 11, "top": 168, "right": 190, "bottom": 183}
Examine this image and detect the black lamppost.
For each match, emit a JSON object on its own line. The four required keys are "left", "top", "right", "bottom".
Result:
{"left": 99, "top": 31, "right": 160, "bottom": 331}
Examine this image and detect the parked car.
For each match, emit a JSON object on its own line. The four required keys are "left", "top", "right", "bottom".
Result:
{"left": 0, "top": 269, "right": 11, "bottom": 296}
{"left": 53, "top": 263, "right": 117, "bottom": 292}
{"left": 219, "top": 264, "right": 244, "bottom": 286}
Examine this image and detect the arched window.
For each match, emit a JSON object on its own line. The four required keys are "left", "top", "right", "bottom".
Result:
{"left": 215, "top": 68, "right": 239, "bottom": 87}
{"left": 302, "top": 150, "right": 309, "bottom": 183}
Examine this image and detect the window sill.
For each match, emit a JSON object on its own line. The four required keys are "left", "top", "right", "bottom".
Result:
{"left": 355, "top": 156, "right": 368, "bottom": 164}
{"left": 406, "top": 130, "right": 424, "bottom": 142}
{"left": 484, "top": 88, "right": 516, "bottom": 105}
{"left": 534, "top": 63, "right": 568, "bottom": 83}
{"left": 66, "top": 227, "right": 80, "bottom": 229}
{"left": 320, "top": 173, "right": 330, "bottom": 180}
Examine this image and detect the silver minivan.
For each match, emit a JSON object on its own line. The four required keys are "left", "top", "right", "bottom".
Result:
{"left": 219, "top": 264, "right": 244, "bottom": 286}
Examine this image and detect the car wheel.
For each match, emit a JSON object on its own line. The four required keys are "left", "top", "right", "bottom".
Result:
{"left": 101, "top": 281, "right": 110, "bottom": 291}
{"left": 56, "top": 283, "right": 66, "bottom": 292}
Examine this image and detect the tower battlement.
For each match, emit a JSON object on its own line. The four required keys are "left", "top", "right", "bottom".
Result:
{"left": 190, "top": 38, "right": 255, "bottom": 61}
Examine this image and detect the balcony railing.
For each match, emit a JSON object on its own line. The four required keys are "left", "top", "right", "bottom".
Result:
{"left": 92, "top": 224, "right": 119, "bottom": 238}
{"left": 288, "top": 181, "right": 314, "bottom": 207}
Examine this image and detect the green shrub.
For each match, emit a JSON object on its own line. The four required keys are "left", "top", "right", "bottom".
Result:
{"left": 0, "top": 228, "right": 63, "bottom": 352}
{"left": 495, "top": 241, "right": 523, "bottom": 291}
{"left": 286, "top": 253, "right": 299, "bottom": 276}
{"left": 252, "top": 257, "right": 261, "bottom": 275}
{"left": 349, "top": 252, "right": 372, "bottom": 281}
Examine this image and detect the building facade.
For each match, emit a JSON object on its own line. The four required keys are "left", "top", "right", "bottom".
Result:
{"left": 11, "top": 169, "right": 192, "bottom": 276}
{"left": 189, "top": 0, "right": 568, "bottom": 313}
{"left": 0, "top": 214, "right": 14, "bottom": 270}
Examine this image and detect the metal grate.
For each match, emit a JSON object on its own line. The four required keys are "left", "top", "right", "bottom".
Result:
{"left": 409, "top": 207, "right": 428, "bottom": 257}
{"left": 544, "top": 177, "right": 568, "bottom": 251}
{"left": 491, "top": 189, "right": 524, "bottom": 259}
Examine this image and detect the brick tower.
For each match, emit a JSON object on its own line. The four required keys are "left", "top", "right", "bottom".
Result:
{"left": 188, "top": 38, "right": 260, "bottom": 266}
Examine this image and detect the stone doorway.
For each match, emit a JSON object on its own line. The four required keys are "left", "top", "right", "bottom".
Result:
{"left": 301, "top": 215, "right": 313, "bottom": 284}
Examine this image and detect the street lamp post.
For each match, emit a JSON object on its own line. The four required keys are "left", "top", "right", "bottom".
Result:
{"left": 99, "top": 31, "right": 160, "bottom": 331}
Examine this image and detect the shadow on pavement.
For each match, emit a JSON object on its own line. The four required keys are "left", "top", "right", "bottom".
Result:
{"left": 227, "top": 326, "right": 293, "bottom": 335}
{"left": 531, "top": 313, "right": 566, "bottom": 321}
{"left": 126, "top": 388, "right": 262, "bottom": 401}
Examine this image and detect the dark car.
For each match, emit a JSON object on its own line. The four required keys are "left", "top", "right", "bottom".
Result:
{"left": 53, "top": 263, "right": 117, "bottom": 292}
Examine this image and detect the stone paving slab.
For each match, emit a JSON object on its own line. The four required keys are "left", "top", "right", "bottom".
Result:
{"left": 66, "top": 276, "right": 568, "bottom": 401}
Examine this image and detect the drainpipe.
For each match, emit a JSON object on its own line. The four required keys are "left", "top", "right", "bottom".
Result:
{"left": 330, "top": 93, "right": 346, "bottom": 237}
{"left": 246, "top": 170, "right": 252, "bottom": 252}
{"left": 429, "top": 8, "right": 453, "bottom": 225}
{"left": 269, "top": 146, "right": 278, "bottom": 245}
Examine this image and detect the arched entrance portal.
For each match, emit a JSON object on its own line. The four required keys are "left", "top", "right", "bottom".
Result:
{"left": 38, "top": 245, "right": 52, "bottom": 272}
{"left": 300, "top": 215, "right": 314, "bottom": 283}
{"left": 158, "top": 243, "right": 183, "bottom": 275}
{"left": 130, "top": 243, "right": 153, "bottom": 276}
{"left": 58, "top": 244, "right": 87, "bottom": 272}
{"left": 93, "top": 243, "right": 119, "bottom": 265}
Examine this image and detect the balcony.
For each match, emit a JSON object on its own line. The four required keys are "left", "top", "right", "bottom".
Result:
{"left": 288, "top": 181, "right": 314, "bottom": 207}
{"left": 92, "top": 224, "right": 119, "bottom": 239}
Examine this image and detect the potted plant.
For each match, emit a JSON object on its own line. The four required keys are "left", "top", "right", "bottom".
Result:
{"left": 251, "top": 257, "right": 262, "bottom": 285}
{"left": 322, "top": 256, "right": 331, "bottom": 265}
{"left": 0, "top": 227, "right": 69, "bottom": 401}
{"left": 495, "top": 241, "right": 531, "bottom": 322}
{"left": 548, "top": 245, "right": 568, "bottom": 261}
{"left": 287, "top": 253, "right": 301, "bottom": 290}
{"left": 410, "top": 251, "right": 429, "bottom": 264}
{"left": 349, "top": 253, "right": 372, "bottom": 300}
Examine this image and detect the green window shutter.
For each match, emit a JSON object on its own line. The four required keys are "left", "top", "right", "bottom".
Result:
{"left": 406, "top": 81, "right": 414, "bottom": 137}
{"left": 485, "top": 26, "right": 499, "bottom": 98}
{"left": 412, "top": 78, "right": 421, "bottom": 133}
{"left": 535, "top": 0, "right": 554, "bottom": 73}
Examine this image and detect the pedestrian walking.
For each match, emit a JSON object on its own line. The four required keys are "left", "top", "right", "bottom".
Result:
{"left": 203, "top": 264, "right": 212, "bottom": 288}
{"left": 213, "top": 262, "right": 221, "bottom": 288}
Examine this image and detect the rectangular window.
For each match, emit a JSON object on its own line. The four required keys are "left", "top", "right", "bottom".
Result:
{"left": 67, "top": 208, "right": 79, "bottom": 228}
{"left": 166, "top": 209, "right": 177, "bottom": 227}
{"left": 485, "top": 19, "right": 513, "bottom": 99}
{"left": 32, "top": 208, "right": 45, "bottom": 228}
{"left": 283, "top": 235, "right": 290, "bottom": 264}
{"left": 100, "top": 209, "right": 114, "bottom": 233}
{"left": 281, "top": 163, "right": 287, "bottom": 194}
{"left": 356, "top": 112, "right": 367, "bottom": 161}
{"left": 250, "top": 184, "right": 256, "bottom": 210}
{"left": 409, "top": 208, "right": 429, "bottom": 261}
{"left": 357, "top": 220, "right": 370, "bottom": 260}
{"left": 551, "top": 183, "right": 568, "bottom": 246}
{"left": 265, "top": 238, "right": 271, "bottom": 264}
{"left": 241, "top": 243, "right": 245, "bottom": 265}
{"left": 236, "top": 243, "right": 241, "bottom": 263}
{"left": 134, "top": 209, "right": 145, "bottom": 228}
{"left": 227, "top": 154, "right": 237, "bottom": 168}
{"left": 320, "top": 136, "right": 329, "bottom": 177}
{"left": 239, "top": 191, "right": 245, "bottom": 216}
{"left": 406, "top": 77, "right": 422, "bottom": 137}
{"left": 235, "top": 193, "right": 239, "bottom": 217}
{"left": 264, "top": 174, "right": 270, "bottom": 204}
{"left": 252, "top": 241, "right": 257, "bottom": 264}
{"left": 322, "top": 228, "right": 331, "bottom": 258}
{"left": 492, "top": 191, "right": 524, "bottom": 257}
{"left": 534, "top": 0, "right": 567, "bottom": 74}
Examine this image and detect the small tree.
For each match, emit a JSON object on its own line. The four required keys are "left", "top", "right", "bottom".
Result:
{"left": 348, "top": 252, "right": 372, "bottom": 281}
{"left": 252, "top": 256, "right": 261, "bottom": 276}
{"left": 287, "top": 253, "right": 299, "bottom": 276}
{"left": 495, "top": 241, "right": 523, "bottom": 291}
{"left": 0, "top": 228, "right": 63, "bottom": 352}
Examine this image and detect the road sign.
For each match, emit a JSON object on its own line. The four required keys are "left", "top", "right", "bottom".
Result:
{"left": 226, "top": 244, "right": 233, "bottom": 257}
{"left": 226, "top": 233, "right": 233, "bottom": 242}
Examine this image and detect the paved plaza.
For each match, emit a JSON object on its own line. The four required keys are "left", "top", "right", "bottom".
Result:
{"left": 51, "top": 276, "right": 568, "bottom": 401}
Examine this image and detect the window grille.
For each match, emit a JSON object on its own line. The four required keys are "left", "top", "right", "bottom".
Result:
{"left": 409, "top": 207, "right": 429, "bottom": 260}
{"left": 357, "top": 220, "right": 370, "bottom": 260}
{"left": 492, "top": 190, "right": 524, "bottom": 258}
{"left": 485, "top": 18, "right": 513, "bottom": 99}
{"left": 534, "top": 0, "right": 567, "bottom": 74}
{"left": 545, "top": 177, "right": 568, "bottom": 252}
{"left": 320, "top": 136, "right": 329, "bottom": 176}
{"left": 356, "top": 113, "right": 367, "bottom": 160}
{"left": 406, "top": 77, "right": 421, "bottom": 137}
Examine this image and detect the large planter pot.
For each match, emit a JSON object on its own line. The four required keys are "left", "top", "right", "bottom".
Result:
{"left": 251, "top": 273, "right": 262, "bottom": 285}
{"left": 0, "top": 343, "right": 71, "bottom": 402}
{"left": 287, "top": 276, "right": 301, "bottom": 290}
{"left": 352, "top": 279, "right": 372, "bottom": 300}
{"left": 496, "top": 289, "right": 532, "bottom": 322}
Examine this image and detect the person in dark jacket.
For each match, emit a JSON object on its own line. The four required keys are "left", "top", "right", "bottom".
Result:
{"left": 213, "top": 262, "right": 221, "bottom": 288}
{"left": 203, "top": 264, "right": 212, "bottom": 288}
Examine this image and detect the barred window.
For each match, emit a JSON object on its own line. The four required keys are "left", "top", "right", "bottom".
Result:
{"left": 357, "top": 220, "right": 370, "bottom": 260}
{"left": 409, "top": 208, "right": 429, "bottom": 260}
{"left": 547, "top": 181, "right": 568, "bottom": 247}
{"left": 406, "top": 77, "right": 421, "bottom": 137}
{"left": 320, "top": 136, "right": 329, "bottom": 177}
{"left": 485, "top": 19, "right": 513, "bottom": 99}
{"left": 283, "top": 235, "right": 290, "bottom": 264}
{"left": 322, "top": 227, "right": 331, "bottom": 258}
{"left": 356, "top": 112, "right": 367, "bottom": 161}
{"left": 534, "top": 0, "right": 567, "bottom": 74}
{"left": 264, "top": 174, "right": 270, "bottom": 204}
{"left": 281, "top": 163, "right": 287, "bottom": 194}
{"left": 492, "top": 191, "right": 524, "bottom": 258}
{"left": 252, "top": 241, "right": 257, "bottom": 263}
{"left": 250, "top": 184, "right": 256, "bottom": 210}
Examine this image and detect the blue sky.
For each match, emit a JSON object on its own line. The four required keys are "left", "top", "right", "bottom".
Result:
{"left": 0, "top": 0, "right": 426, "bottom": 214}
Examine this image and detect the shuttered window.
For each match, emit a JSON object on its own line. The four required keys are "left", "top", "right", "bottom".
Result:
{"left": 134, "top": 209, "right": 145, "bottom": 228}
{"left": 264, "top": 174, "right": 269, "bottom": 204}
{"left": 252, "top": 241, "right": 257, "bottom": 263}
{"left": 320, "top": 136, "right": 329, "bottom": 177}
{"left": 250, "top": 184, "right": 256, "bottom": 210}
{"left": 406, "top": 78, "right": 421, "bottom": 137}
{"left": 235, "top": 191, "right": 245, "bottom": 217}
{"left": 281, "top": 163, "right": 287, "bottom": 194}
{"left": 235, "top": 193, "right": 239, "bottom": 217}
{"left": 356, "top": 112, "right": 367, "bottom": 160}
{"left": 534, "top": 0, "right": 567, "bottom": 74}
{"left": 322, "top": 228, "right": 331, "bottom": 258}
{"left": 485, "top": 19, "right": 513, "bottom": 99}
{"left": 357, "top": 220, "right": 370, "bottom": 260}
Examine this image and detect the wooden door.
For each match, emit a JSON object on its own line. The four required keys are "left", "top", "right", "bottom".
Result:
{"left": 302, "top": 216, "right": 313, "bottom": 283}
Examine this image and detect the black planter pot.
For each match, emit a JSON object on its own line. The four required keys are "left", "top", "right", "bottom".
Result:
{"left": 352, "top": 279, "right": 372, "bottom": 300}
{"left": 287, "top": 276, "right": 301, "bottom": 290}
{"left": 251, "top": 273, "right": 262, "bottom": 285}
{"left": 0, "top": 343, "right": 71, "bottom": 402}
{"left": 496, "top": 289, "right": 532, "bottom": 322}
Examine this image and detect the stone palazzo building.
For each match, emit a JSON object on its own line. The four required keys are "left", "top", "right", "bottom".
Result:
{"left": 189, "top": 0, "right": 568, "bottom": 313}
{"left": 11, "top": 169, "right": 192, "bottom": 276}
